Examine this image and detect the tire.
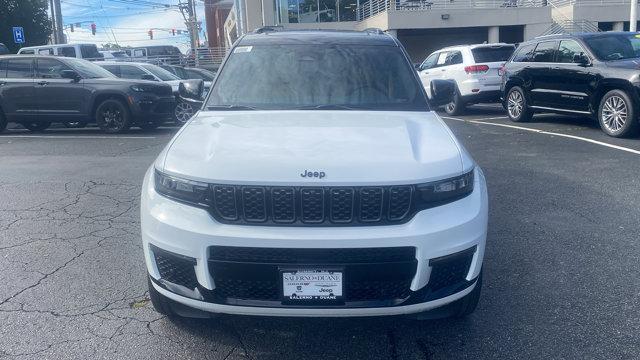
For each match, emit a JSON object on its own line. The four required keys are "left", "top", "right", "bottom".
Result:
{"left": 506, "top": 86, "right": 533, "bottom": 122}
{"left": 0, "top": 111, "right": 7, "bottom": 133}
{"left": 63, "top": 120, "right": 87, "bottom": 129}
{"left": 444, "top": 92, "right": 466, "bottom": 116}
{"left": 598, "top": 89, "right": 639, "bottom": 138}
{"left": 174, "top": 101, "right": 195, "bottom": 125}
{"left": 451, "top": 270, "right": 482, "bottom": 318}
{"left": 22, "top": 121, "right": 51, "bottom": 132}
{"left": 95, "top": 99, "right": 131, "bottom": 134}
{"left": 138, "top": 119, "right": 162, "bottom": 131}
{"left": 148, "top": 276, "right": 176, "bottom": 317}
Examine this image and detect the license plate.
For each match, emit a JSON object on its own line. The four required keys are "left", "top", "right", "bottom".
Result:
{"left": 282, "top": 270, "right": 343, "bottom": 302}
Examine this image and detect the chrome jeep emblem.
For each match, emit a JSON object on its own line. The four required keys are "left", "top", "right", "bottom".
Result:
{"left": 300, "top": 170, "right": 326, "bottom": 179}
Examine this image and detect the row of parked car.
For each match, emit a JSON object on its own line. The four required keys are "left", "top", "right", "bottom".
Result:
{"left": 0, "top": 53, "right": 214, "bottom": 133}
{"left": 419, "top": 31, "right": 640, "bottom": 138}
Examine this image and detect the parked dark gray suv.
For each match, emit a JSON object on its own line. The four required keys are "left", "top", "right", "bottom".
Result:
{"left": 0, "top": 55, "right": 175, "bottom": 133}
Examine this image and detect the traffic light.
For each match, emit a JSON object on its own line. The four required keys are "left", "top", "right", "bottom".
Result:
{"left": 70, "top": 24, "right": 74, "bottom": 32}
{"left": 148, "top": 29, "right": 153, "bottom": 40}
{"left": 172, "top": 29, "right": 176, "bottom": 36}
{"left": 91, "top": 23, "right": 96, "bottom": 35}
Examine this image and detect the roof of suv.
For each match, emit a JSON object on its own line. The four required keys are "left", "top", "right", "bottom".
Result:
{"left": 532, "top": 31, "right": 635, "bottom": 42}
{"left": 238, "top": 29, "right": 397, "bottom": 47}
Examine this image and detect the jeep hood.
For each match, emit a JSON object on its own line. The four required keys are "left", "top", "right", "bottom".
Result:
{"left": 159, "top": 111, "right": 473, "bottom": 185}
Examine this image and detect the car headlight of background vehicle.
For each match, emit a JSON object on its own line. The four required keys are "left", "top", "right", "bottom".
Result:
{"left": 154, "top": 170, "right": 210, "bottom": 207}
{"left": 130, "top": 84, "right": 154, "bottom": 92}
{"left": 415, "top": 169, "right": 474, "bottom": 207}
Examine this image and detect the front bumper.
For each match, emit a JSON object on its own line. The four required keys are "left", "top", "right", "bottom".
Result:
{"left": 141, "top": 167, "right": 489, "bottom": 317}
{"left": 128, "top": 94, "right": 175, "bottom": 121}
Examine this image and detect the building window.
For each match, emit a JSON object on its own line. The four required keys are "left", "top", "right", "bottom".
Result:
{"left": 278, "top": 0, "right": 357, "bottom": 23}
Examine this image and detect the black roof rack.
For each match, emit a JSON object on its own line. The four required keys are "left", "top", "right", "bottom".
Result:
{"left": 254, "top": 26, "right": 284, "bottom": 34}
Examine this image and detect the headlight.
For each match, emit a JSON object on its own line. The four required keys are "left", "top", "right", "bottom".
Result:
{"left": 154, "top": 170, "right": 210, "bottom": 207}
{"left": 415, "top": 169, "right": 475, "bottom": 207}
{"left": 130, "top": 84, "right": 152, "bottom": 92}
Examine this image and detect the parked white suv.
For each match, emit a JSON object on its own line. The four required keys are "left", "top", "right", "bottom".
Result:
{"left": 141, "top": 30, "right": 488, "bottom": 319}
{"left": 418, "top": 43, "right": 515, "bottom": 115}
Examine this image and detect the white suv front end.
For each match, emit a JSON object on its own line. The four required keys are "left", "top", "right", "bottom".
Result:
{"left": 141, "top": 30, "right": 488, "bottom": 319}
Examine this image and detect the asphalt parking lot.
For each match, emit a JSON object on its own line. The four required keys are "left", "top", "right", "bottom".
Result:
{"left": 1, "top": 106, "right": 639, "bottom": 359}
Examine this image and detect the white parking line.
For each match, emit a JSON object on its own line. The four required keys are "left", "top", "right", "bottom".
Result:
{"left": 442, "top": 116, "right": 640, "bottom": 156}
{"left": 0, "top": 135, "right": 157, "bottom": 139}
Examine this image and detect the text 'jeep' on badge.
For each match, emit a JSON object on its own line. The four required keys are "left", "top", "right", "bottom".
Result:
{"left": 300, "top": 170, "right": 326, "bottom": 179}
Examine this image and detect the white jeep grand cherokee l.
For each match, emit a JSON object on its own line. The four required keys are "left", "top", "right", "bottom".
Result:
{"left": 141, "top": 29, "right": 488, "bottom": 319}
{"left": 418, "top": 43, "right": 515, "bottom": 116}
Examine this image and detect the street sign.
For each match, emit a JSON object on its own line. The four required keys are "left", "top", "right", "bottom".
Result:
{"left": 13, "top": 27, "right": 25, "bottom": 44}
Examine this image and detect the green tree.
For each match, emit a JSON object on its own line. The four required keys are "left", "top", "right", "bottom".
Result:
{"left": 0, "top": 0, "right": 52, "bottom": 53}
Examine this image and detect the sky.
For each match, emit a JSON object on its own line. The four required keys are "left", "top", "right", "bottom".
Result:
{"left": 59, "top": 0, "right": 208, "bottom": 53}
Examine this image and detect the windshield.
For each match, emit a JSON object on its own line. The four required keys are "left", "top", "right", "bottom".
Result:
{"left": 64, "top": 58, "right": 116, "bottom": 78}
{"left": 584, "top": 34, "right": 640, "bottom": 61}
{"left": 207, "top": 44, "right": 428, "bottom": 111}
{"left": 141, "top": 64, "right": 180, "bottom": 81}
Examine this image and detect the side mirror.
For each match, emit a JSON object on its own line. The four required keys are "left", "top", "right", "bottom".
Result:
{"left": 60, "top": 70, "right": 81, "bottom": 82}
{"left": 574, "top": 53, "right": 590, "bottom": 66}
{"left": 179, "top": 79, "right": 205, "bottom": 101}
{"left": 414, "top": 63, "right": 422, "bottom": 70}
{"left": 141, "top": 74, "right": 156, "bottom": 81}
{"left": 429, "top": 79, "right": 456, "bottom": 107}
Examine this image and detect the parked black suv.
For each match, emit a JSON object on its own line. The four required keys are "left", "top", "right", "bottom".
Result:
{"left": 501, "top": 32, "right": 640, "bottom": 137}
{"left": 0, "top": 55, "right": 175, "bottom": 133}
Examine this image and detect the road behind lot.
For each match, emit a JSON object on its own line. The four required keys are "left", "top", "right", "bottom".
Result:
{"left": 1, "top": 109, "right": 639, "bottom": 359}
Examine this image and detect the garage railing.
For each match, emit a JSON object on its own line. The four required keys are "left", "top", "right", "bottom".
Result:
{"left": 551, "top": 0, "right": 638, "bottom": 5}
{"left": 82, "top": 47, "right": 228, "bottom": 70}
{"left": 358, "top": 0, "right": 547, "bottom": 20}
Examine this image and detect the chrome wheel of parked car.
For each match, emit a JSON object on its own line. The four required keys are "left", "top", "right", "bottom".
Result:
{"left": 174, "top": 101, "right": 195, "bottom": 125}
{"left": 601, "top": 95, "right": 627, "bottom": 133}
{"left": 507, "top": 90, "right": 523, "bottom": 119}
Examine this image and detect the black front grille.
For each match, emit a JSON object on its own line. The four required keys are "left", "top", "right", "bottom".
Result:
{"left": 209, "top": 246, "right": 417, "bottom": 304}
{"left": 153, "top": 100, "right": 175, "bottom": 114}
{"left": 208, "top": 185, "right": 413, "bottom": 226}
{"left": 153, "top": 247, "right": 199, "bottom": 290}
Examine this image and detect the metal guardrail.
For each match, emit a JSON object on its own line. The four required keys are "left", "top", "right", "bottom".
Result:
{"left": 541, "top": 19, "right": 600, "bottom": 35}
{"left": 357, "top": 0, "right": 390, "bottom": 21}
{"left": 84, "top": 47, "right": 228, "bottom": 69}
{"left": 552, "top": 0, "right": 638, "bottom": 5}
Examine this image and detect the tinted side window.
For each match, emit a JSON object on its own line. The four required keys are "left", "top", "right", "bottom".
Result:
{"left": 80, "top": 45, "right": 101, "bottom": 59}
{"left": 557, "top": 40, "right": 586, "bottom": 63}
{"left": 38, "top": 48, "right": 53, "bottom": 55}
{"left": 444, "top": 51, "right": 463, "bottom": 66}
{"left": 36, "top": 58, "right": 72, "bottom": 78}
{"left": 420, "top": 53, "right": 438, "bottom": 70}
{"left": 59, "top": 47, "right": 77, "bottom": 58}
{"left": 119, "top": 65, "right": 148, "bottom": 79}
{"left": 532, "top": 41, "right": 557, "bottom": 62}
{"left": 6, "top": 59, "right": 33, "bottom": 78}
{"left": 512, "top": 44, "right": 535, "bottom": 62}
{"left": 101, "top": 65, "right": 120, "bottom": 77}
{"left": 20, "top": 49, "right": 35, "bottom": 55}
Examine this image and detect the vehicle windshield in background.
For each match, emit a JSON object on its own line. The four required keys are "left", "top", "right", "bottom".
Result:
{"left": 141, "top": 64, "right": 180, "bottom": 81}
{"left": 80, "top": 44, "right": 102, "bottom": 59}
{"left": 207, "top": 44, "right": 428, "bottom": 111}
{"left": 65, "top": 58, "right": 116, "bottom": 78}
{"left": 111, "top": 51, "right": 128, "bottom": 58}
{"left": 471, "top": 45, "right": 515, "bottom": 62}
{"left": 584, "top": 34, "right": 640, "bottom": 61}
{"left": 148, "top": 46, "right": 182, "bottom": 56}
{"left": 187, "top": 68, "right": 215, "bottom": 81}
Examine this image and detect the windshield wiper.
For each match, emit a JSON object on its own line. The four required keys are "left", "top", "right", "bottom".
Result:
{"left": 206, "top": 105, "right": 258, "bottom": 111}
{"left": 295, "top": 104, "right": 358, "bottom": 110}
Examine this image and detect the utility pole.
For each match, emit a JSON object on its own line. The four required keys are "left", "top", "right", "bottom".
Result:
{"left": 53, "top": 0, "right": 65, "bottom": 43}
{"left": 632, "top": 0, "right": 638, "bottom": 32}
{"left": 49, "top": 0, "right": 58, "bottom": 44}
{"left": 179, "top": 0, "right": 201, "bottom": 65}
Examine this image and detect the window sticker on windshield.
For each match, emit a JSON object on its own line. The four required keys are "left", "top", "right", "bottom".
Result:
{"left": 437, "top": 52, "right": 447, "bottom": 65}
{"left": 234, "top": 46, "right": 253, "bottom": 53}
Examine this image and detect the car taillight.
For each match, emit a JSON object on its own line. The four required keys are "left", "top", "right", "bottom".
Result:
{"left": 498, "top": 65, "right": 506, "bottom": 77}
{"left": 464, "top": 65, "right": 490, "bottom": 74}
